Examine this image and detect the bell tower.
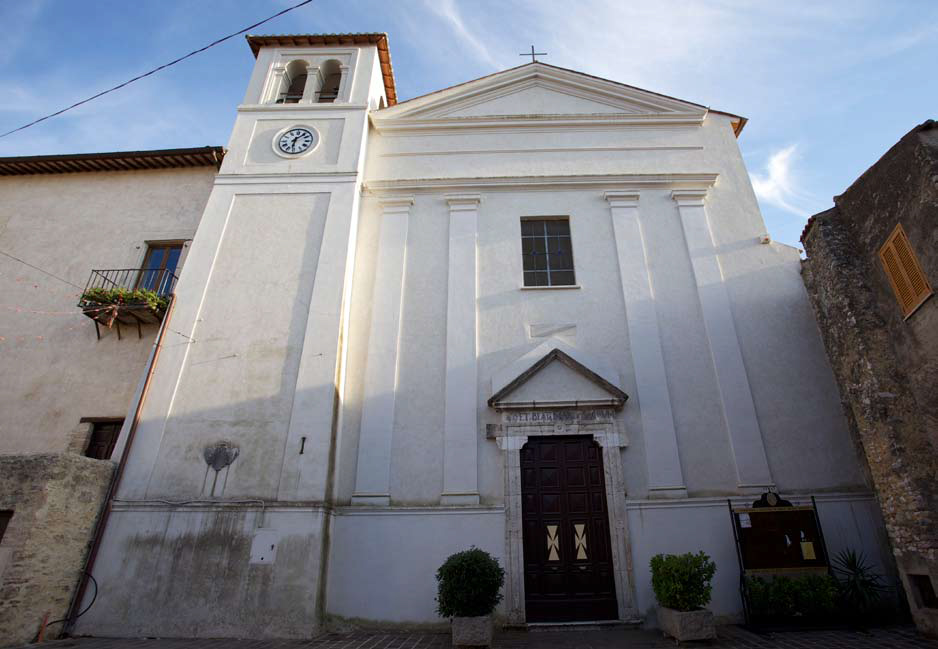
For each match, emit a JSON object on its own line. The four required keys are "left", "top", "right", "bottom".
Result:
{"left": 74, "top": 35, "right": 396, "bottom": 639}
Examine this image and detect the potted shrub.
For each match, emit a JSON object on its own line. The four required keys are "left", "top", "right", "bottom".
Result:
{"left": 651, "top": 551, "right": 717, "bottom": 642}
{"left": 436, "top": 548, "right": 505, "bottom": 647}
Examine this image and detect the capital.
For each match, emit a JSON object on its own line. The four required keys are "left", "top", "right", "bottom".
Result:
{"left": 445, "top": 193, "right": 482, "bottom": 211}
{"left": 671, "top": 189, "right": 709, "bottom": 207}
{"left": 603, "top": 191, "right": 640, "bottom": 209}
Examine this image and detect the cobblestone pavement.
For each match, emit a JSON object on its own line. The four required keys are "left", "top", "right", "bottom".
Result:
{"left": 21, "top": 626, "right": 938, "bottom": 649}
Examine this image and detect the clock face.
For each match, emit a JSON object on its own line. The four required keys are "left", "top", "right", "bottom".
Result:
{"left": 277, "top": 127, "right": 315, "bottom": 154}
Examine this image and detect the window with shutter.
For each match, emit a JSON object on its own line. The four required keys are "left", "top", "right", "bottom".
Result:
{"left": 878, "top": 223, "right": 933, "bottom": 318}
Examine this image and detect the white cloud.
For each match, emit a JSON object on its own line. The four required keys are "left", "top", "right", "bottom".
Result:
{"left": 750, "top": 145, "right": 813, "bottom": 218}
{"left": 423, "top": 0, "right": 501, "bottom": 71}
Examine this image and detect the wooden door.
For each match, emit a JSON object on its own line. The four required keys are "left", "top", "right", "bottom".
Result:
{"left": 521, "top": 435, "right": 618, "bottom": 622}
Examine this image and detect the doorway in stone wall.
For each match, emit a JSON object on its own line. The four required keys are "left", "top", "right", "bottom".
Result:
{"left": 521, "top": 435, "right": 618, "bottom": 621}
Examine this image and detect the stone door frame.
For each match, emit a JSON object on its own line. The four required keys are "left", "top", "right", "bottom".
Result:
{"left": 490, "top": 408, "right": 638, "bottom": 624}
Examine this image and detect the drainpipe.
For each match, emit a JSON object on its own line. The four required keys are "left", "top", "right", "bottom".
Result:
{"left": 64, "top": 295, "right": 177, "bottom": 633}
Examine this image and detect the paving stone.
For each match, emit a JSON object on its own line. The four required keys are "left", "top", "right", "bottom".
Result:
{"left": 15, "top": 626, "right": 938, "bottom": 649}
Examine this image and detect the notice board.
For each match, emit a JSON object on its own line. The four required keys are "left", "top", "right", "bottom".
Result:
{"left": 732, "top": 505, "right": 828, "bottom": 572}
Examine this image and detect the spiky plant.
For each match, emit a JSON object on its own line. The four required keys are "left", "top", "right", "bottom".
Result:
{"left": 831, "top": 549, "right": 888, "bottom": 624}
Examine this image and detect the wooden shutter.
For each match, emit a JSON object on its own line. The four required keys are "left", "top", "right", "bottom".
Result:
{"left": 879, "top": 223, "right": 933, "bottom": 318}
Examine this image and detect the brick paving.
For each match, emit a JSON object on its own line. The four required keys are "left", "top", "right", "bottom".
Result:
{"left": 19, "top": 626, "right": 938, "bottom": 649}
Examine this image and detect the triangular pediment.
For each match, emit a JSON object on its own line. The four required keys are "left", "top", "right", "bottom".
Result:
{"left": 442, "top": 82, "right": 630, "bottom": 117}
{"left": 489, "top": 341, "right": 628, "bottom": 410}
{"left": 375, "top": 63, "right": 709, "bottom": 125}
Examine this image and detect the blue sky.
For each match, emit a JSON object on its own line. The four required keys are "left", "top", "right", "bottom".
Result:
{"left": 1, "top": 0, "right": 935, "bottom": 248}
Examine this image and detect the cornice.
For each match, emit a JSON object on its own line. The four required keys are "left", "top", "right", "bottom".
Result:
{"left": 364, "top": 173, "right": 718, "bottom": 195}
{"left": 214, "top": 172, "right": 359, "bottom": 185}
{"left": 238, "top": 103, "right": 369, "bottom": 113}
{"left": 379, "top": 145, "right": 702, "bottom": 158}
{"left": 370, "top": 112, "right": 705, "bottom": 135}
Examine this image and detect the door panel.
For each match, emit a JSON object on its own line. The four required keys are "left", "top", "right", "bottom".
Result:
{"left": 521, "top": 436, "right": 618, "bottom": 622}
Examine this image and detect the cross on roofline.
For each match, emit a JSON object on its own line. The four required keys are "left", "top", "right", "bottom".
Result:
{"left": 520, "top": 45, "right": 547, "bottom": 63}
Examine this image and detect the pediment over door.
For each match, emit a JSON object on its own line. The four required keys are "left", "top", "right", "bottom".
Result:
{"left": 488, "top": 340, "right": 628, "bottom": 410}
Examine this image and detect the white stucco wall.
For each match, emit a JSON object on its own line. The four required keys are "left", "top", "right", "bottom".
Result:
{"left": 341, "top": 103, "right": 863, "bottom": 502}
{"left": 76, "top": 505, "right": 327, "bottom": 638}
{"left": 54, "top": 53, "right": 886, "bottom": 635}
{"left": 327, "top": 507, "right": 505, "bottom": 624}
{"left": 327, "top": 68, "right": 883, "bottom": 626}
{"left": 0, "top": 167, "right": 214, "bottom": 455}
{"left": 77, "top": 43, "right": 391, "bottom": 638}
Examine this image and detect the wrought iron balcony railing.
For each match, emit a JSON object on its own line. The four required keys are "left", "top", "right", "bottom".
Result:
{"left": 78, "top": 268, "right": 178, "bottom": 339}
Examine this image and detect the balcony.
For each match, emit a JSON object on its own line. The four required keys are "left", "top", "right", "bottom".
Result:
{"left": 78, "top": 268, "right": 177, "bottom": 339}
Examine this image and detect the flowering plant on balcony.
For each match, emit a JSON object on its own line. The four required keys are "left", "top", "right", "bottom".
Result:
{"left": 80, "top": 287, "right": 169, "bottom": 312}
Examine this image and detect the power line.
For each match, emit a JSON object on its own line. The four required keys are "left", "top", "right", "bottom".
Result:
{"left": 0, "top": 0, "right": 315, "bottom": 139}
{"left": 0, "top": 251, "right": 195, "bottom": 342}
{"left": 0, "top": 250, "right": 84, "bottom": 289}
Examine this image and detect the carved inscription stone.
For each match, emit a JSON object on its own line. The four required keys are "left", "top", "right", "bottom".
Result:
{"left": 502, "top": 409, "right": 615, "bottom": 425}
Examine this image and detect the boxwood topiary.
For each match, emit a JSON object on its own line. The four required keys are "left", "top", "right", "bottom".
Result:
{"left": 436, "top": 547, "right": 505, "bottom": 618}
{"left": 650, "top": 551, "right": 716, "bottom": 612}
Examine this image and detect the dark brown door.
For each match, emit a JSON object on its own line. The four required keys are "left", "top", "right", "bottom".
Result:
{"left": 84, "top": 420, "right": 123, "bottom": 460}
{"left": 521, "top": 435, "right": 618, "bottom": 622}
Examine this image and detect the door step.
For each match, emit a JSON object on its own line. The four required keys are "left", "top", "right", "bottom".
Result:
{"left": 526, "top": 619, "right": 643, "bottom": 632}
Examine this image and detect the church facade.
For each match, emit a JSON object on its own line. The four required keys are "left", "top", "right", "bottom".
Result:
{"left": 0, "top": 33, "right": 893, "bottom": 638}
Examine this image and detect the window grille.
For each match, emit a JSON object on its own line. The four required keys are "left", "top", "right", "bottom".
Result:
{"left": 521, "top": 218, "right": 576, "bottom": 287}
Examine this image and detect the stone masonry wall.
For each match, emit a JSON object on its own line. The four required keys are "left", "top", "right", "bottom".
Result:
{"left": 0, "top": 454, "right": 114, "bottom": 646}
{"left": 801, "top": 120, "right": 938, "bottom": 635}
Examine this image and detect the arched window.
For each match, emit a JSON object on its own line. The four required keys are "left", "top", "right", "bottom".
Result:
{"left": 277, "top": 60, "right": 308, "bottom": 104}
{"left": 317, "top": 60, "right": 342, "bottom": 103}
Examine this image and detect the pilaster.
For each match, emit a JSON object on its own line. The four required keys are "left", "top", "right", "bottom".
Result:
{"left": 301, "top": 63, "right": 319, "bottom": 103}
{"left": 605, "top": 191, "right": 686, "bottom": 498}
{"left": 671, "top": 189, "right": 773, "bottom": 489}
{"left": 338, "top": 64, "right": 352, "bottom": 103}
{"left": 351, "top": 196, "right": 414, "bottom": 506}
{"left": 441, "top": 194, "right": 482, "bottom": 505}
{"left": 496, "top": 434, "right": 527, "bottom": 624}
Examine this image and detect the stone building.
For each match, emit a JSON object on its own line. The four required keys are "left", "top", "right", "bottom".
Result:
{"left": 0, "top": 32, "right": 894, "bottom": 640}
{"left": 801, "top": 119, "right": 938, "bottom": 635}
